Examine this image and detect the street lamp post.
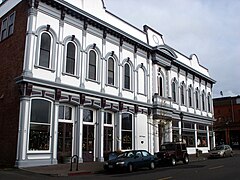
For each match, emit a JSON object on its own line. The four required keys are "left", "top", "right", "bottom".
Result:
{"left": 179, "top": 112, "right": 184, "bottom": 142}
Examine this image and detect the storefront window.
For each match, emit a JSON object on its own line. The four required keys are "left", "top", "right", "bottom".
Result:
{"left": 197, "top": 132, "right": 207, "bottom": 147}
{"left": 59, "top": 105, "right": 72, "bottom": 120}
{"left": 83, "top": 109, "right": 93, "bottom": 122}
{"left": 104, "top": 112, "right": 112, "bottom": 125}
{"left": 182, "top": 132, "right": 195, "bottom": 147}
{"left": 122, "top": 113, "right": 132, "bottom": 150}
{"left": 29, "top": 99, "right": 51, "bottom": 151}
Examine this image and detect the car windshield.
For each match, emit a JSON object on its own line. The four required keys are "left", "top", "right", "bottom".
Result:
{"left": 213, "top": 146, "right": 224, "bottom": 150}
{"left": 118, "top": 151, "right": 134, "bottom": 158}
{"left": 160, "top": 144, "right": 175, "bottom": 150}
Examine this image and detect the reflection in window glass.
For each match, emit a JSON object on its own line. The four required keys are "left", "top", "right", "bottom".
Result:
{"left": 122, "top": 113, "right": 132, "bottom": 149}
{"left": 83, "top": 109, "right": 93, "bottom": 122}
{"left": 29, "top": 99, "right": 51, "bottom": 151}
{"left": 104, "top": 112, "right": 112, "bottom": 124}
{"left": 58, "top": 105, "right": 72, "bottom": 120}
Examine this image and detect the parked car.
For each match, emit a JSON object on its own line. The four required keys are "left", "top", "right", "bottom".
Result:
{"left": 155, "top": 142, "right": 189, "bottom": 166}
{"left": 104, "top": 150, "right": 156, "bottom": 172}
{"left": 208, "top": 145, "right": 233, "bottom": 158}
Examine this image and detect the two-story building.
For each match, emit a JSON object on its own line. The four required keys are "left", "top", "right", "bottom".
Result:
{"left": 0, "top": 0, "right": 215, "bottom": 167}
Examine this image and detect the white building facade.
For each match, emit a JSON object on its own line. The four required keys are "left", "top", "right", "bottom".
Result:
{"left": 0, "top": 0, "right": 215, "bottom": 167}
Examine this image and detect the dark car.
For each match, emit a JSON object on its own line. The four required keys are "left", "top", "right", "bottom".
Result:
{"left": 208, "top": 145, "right": 233, "bottom": 158}
{"left": 155, "top": 142, "right": 189, "bottom": 166}
{"left": 104, "top": 150, "right": 156, "bottom": 172}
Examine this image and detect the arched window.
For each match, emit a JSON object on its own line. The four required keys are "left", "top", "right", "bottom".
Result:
{"left": 138, "top": 67, "right": 145, "bottom": 94}
{"left": 39, "top": 32, "right": 51, "bottom": 68}
{"left": 122, "top": 113, "right": 133, "bottom": 150}
{"left": 202, "top": 91, "right": 206, "bottom": 111}
{"left": 124, "top": 63, "right": 130, "bottom": 90}
{"left": 66, "top": 42, "right": 75, "bottom": 75}
{"left": 172, "top": 81, "right": 176, "bottom": 102}
{"left": 188, "top": 87, "right": 193, "bottom": 107}
{"left": 180, "top": 84, "right": 185, "bottom": 105}
{"left": 29, "top": 99, "right": 51, "bottom": 151}
{"left": 195, "top": 89, "right": 199, "bottom": 109}
{"left": 158, "top": 76, "right": 163, "bottom": 97}
{"left": 88, "top": 50, "right": 97, "bottom": 80}
{"left": 107, "top": 57, "right": 114, "bottom": 85}
{"left": 207, "top": 94, "right": 211, "bottom": 112}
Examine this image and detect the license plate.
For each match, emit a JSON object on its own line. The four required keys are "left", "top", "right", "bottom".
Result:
{"left": 108, "top": 165, "right": 113, "bottom": 168}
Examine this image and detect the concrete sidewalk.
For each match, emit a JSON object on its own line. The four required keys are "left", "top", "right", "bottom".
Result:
{"left": 20, "top": 150, "right": 240, "bottom": 177}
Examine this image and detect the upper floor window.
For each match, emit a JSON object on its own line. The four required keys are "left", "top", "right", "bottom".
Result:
{"left": 172, "top": 81, "right": 177, "bottom": 102}
{"left": 202, "top": 91, "right": 206, "bottom": 111}
{"left": 158, "top": 76, "right": 163, "bottom": 97}
{"left": 124, "top": 63, "right": 131, "bottom": 90}
{"left": 207, "top": 94, "right": 211, "bottom": 112}
{"left": 195, "top": 90, "right": 199, "bottom": 109}
{"left": 138, "top": 67, "right": 145, "bottom": 94}
{"left": 66, "top": 42, "right": 76, "bottom": 75}
{"left": 107, "top": 57, "right": 114, "bottom": 85}
{"left": 180, "top": 84, "right": 185, "bottom": 105}
{"left": 88, "top": 50, "right": 97, "bottom": 80}
{"left": 0, "top": 11, "right": 15, "bottom": 41}
{"left": 39, "top": 32, "right": 51, "bottom": 68}
{"left": 188, "top": 87, "right": 193, "bottom": 107}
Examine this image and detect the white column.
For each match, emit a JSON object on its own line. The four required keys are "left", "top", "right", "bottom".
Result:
{"left": 101, "top": 38, "right": 106, "bottom": 93}
{"left": 16, "top": 96, "right": 31, "bottom": 165}
{"left": 98, "top": 109, "right": 105, "bottom": 162}
{"left": 194, "top": 124, "right": 198, "bottom": 149}
{"left": 118, "top": 46, "right": 123, "bottom": 97}
{"left": 23, "top": 8, "right": 37, "bottom": 76}
{"left": 80, "top": 30, "right": 87, "bottom": 88}
{"left": 78, "top": 105, "right": 84, "bottom": 163}
{"left": 169, "top": 121, "right": 173, "bottom": 142}
{"left": 147, "top": 114, "right": 154, "bottom": 154}
{"left": 133, "top": 113, "right": 137, "bottom": 149}
{"left": 52, "top": 101, "right": 59, "bottom": 162}
{"left": 207, "top": 126, "right": 210, "bottom": 150}
{"left": 116, "top": 111, "right": 122, "bottom": 150}
{"left": 55, "top": 20, "right": 64, "bottom": 83}
{"left": 178, "top": 121, "right": 182, "bottom": 142}
{"left": 153, "top": 120, "right": 159, "bottom": 153}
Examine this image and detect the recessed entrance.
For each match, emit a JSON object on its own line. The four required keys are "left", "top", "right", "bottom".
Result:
{"left": 57, "top": 122, "right": 73, "bottom": 163}
{"left": 82, "top": 125, "right": 94, "bottom": 162}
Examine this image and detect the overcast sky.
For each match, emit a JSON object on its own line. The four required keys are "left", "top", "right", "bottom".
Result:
{"left": 104, "top": 0, "right": 240, "bottom": 98}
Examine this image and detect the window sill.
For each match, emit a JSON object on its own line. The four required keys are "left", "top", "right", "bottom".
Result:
{"left": 85, "top": 78, "right": 100, "bottom": 84}
{"left": 62, "top": 72, "right": 80, "bottom": 79}
{"left": 122, "top": 88, "right": 133, "bottom": 93}
{"left": 105, "top": 83, "right": 118, "bottom": 89}
{"left": 34, "top": 65, "right": 55, "bottom": 72}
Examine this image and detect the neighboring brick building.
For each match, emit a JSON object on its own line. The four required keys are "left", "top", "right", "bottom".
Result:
{"left": 0, "top": 0, "right": 215, "bottom": 167}
{"left": 213, "top": 96, "right": 240, "bottom": 149}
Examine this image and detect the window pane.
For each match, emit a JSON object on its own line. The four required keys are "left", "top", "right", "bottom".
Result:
{"left": 59, "top": 105, "right": 64, "bottom": 119}
{"left": 31, "top": 99, "right": 51, "bottom": 124}
{"left": 66, "top": 42, "right": 75, "bottom": 74}
{"left": 88, "top": 50, "right": 96, "bottom": 80}
{"left": 83, "top": 109, "right": 93, "bottom": 122}
{"left": 122, "top": 113, "right": 132, "bottom": 130}
{"left": 108, "top": 58, "right": 114, "bottom": 85}
{"left": 39, "top": 33, "right": 51, "bottom": 68}
{"left": 124, "top": 64, "right": 130, "bottom": 89}
{"left": 104, "top": 112, "right": 112, "bottom": 124}
{"left": 65, "top": 106, "right": 72, "bottom": 120}
{"left": 8, "top": 13, "right": 15, "bottom": 35}
{"left": 122, "top": 131, "right": 132, "bottom": 150}
{"left": 29, "top": 124, "right": 50, "bottom": 150}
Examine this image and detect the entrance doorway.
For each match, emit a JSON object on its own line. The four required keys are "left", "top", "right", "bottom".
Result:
{"left": 104, "top": 127, "right": 113, "bottom": 160}
{"left": 82, "top": 125, "right": 94, "bottom": 162}
{"left": 57, "top": 123, "right": 73, "bottom": 163}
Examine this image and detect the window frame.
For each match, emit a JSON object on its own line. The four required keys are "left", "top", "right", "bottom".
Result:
{"left": 188, "top": 87, "right": 193, "bottom": 107}
{"left": 28, "top": 98, "right": 52, "bottom": 153}
{"left": 195, "top": 89, "right": 200, "bottom": 109}
{"left": 0, "top": 11, "right": 15, "bottom": 41}
{"left": 180, "top": 83, "right": 185, "bottom": 105}
{"left": 123, "top": 63, "right": 131, "bottom": 90}
{"left": 121, "top": 113, "right": 133, "bottom": 150}
{"left": 107, "top": 57, "right": 115, "bottom": 86}
{"left": 137, "top": 66, "right": 146, "bottom": 95}
{"left": 87, "top": 49, "right": 98, "bottom": 81}
{"left": 172, "top": 81, "right": 177, "bottom": 103}
{"left": 65, "top": 41, "right": 76, "bottom": 75}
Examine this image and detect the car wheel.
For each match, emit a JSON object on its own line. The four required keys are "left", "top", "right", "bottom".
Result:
{"left": 171, "top": 158, "right": 176, "bottom": 166}
{"left": 128, "top": 163, "right": 133, "bottom": 173}
{"left": 183, "top": 156, "right": 189, "bottom": 164}
{"left": 149, "top": 161, "right": 155, "bottom": 170}
{"left": 223, "top": 153, "right": 226, "bottom": 158}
